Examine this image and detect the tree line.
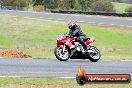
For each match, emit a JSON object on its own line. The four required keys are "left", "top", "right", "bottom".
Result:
{"left": 0, "top": 0, "right": 116, "bottom": 12}
{"left": 32, "top": 0, "right": 99, "bottom": 11}
{"left": 0, "top": 0, "right": 31, "bottom": 7}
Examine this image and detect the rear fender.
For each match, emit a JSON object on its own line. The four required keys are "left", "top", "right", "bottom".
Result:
{"left": 85, "top": 38, "right": 95, "bottom": 45}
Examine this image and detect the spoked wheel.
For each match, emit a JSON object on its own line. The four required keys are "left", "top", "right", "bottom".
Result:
{"left": 54, "top": 47, "right": 69, "bottom": 61}
{"left": 88, "top": 46, "right": 101, "bottom": 62}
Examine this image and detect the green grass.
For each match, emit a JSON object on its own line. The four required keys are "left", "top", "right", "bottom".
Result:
{"left": 0, "top": 77, "right": 131, "bottom": 88}
{"left": 0, "top": 14, "right": 132, "bottom": 60}
{"left": 112, "top": 2, "right": 132, "bottom": 12}
{"left": 0, "top": 77, "right": 75, "bottom": 85}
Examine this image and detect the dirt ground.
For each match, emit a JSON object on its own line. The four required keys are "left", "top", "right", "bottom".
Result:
{"left": 0, "top": 49, "right": 32, "bottom": 58}
{"left": 99, "top": 25, "right": 132, "bottom": 31}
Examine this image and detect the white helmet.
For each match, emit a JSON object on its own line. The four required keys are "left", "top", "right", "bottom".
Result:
{"left": 68, "top": 20, "right": 76, "bottom": 29}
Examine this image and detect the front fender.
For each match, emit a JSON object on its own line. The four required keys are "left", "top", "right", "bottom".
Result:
{"left": 58, "top": 45, "right": 64, "bottom": 49}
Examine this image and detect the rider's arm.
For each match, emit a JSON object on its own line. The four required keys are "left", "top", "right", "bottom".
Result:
{"left": 72, "top": 28, "right": 79, "bottom": 36}
{"left": 68, "top": 30, "right": 72, "bottom": 36}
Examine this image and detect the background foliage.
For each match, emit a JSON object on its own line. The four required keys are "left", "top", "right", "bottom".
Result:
{"left": 0, "top": 0, "right": 116, "bottom": 12}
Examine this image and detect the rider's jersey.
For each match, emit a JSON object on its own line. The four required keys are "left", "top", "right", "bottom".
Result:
{"left": 68, "top": 25, "right": 87, "bottom": 38}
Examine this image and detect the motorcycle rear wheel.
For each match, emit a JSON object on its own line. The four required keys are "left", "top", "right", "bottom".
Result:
{"left": 88, "top": 46, "right": 101, "bottom": 62}
{"left": 54, "top": 47, "right": 69, "bottom": 61}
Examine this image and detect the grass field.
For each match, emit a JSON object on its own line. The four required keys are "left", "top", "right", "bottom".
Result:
{"left": 0, "top": 14, "right": 132, "bottom": 60}
{"left": 112, "top": 2, "right": 132, "bottom": 12}
{"left": 0, "top": 77, "right": 131, "bottom": 88}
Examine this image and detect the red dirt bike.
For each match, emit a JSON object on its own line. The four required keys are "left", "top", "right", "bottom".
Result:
{"left": 54, "top": 33, "right": 101, "bottom": 62}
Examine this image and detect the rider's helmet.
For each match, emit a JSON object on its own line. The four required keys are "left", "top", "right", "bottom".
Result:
{"left": 68, "top": 20, "right": 76, "bottom": 29}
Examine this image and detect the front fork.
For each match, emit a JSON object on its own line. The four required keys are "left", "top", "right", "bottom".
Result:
{"left": 58, "top": 45, "right": 66, "bottom": 53}
{"left": 62, "top": 45, "right": 66, "bottom": 53}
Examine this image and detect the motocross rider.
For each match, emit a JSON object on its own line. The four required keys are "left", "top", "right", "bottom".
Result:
{"left": 68, "top": 20, "right": 88, "bottom": 52}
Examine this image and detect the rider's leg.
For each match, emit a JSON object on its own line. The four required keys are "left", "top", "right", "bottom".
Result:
{"left": 70, "top": 48, "right": 77, "bottom": 57}
{"left": 76, "top": 36, "right": 87, "bottom": 51}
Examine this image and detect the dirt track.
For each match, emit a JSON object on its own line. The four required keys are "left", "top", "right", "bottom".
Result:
{"left": 0, "top": 49, "right": 32, "bottom": 58}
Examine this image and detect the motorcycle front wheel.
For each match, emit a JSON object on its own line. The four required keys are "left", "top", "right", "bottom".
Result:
{"left": 54, "top": 47, "right": 70, "bottom": 61}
